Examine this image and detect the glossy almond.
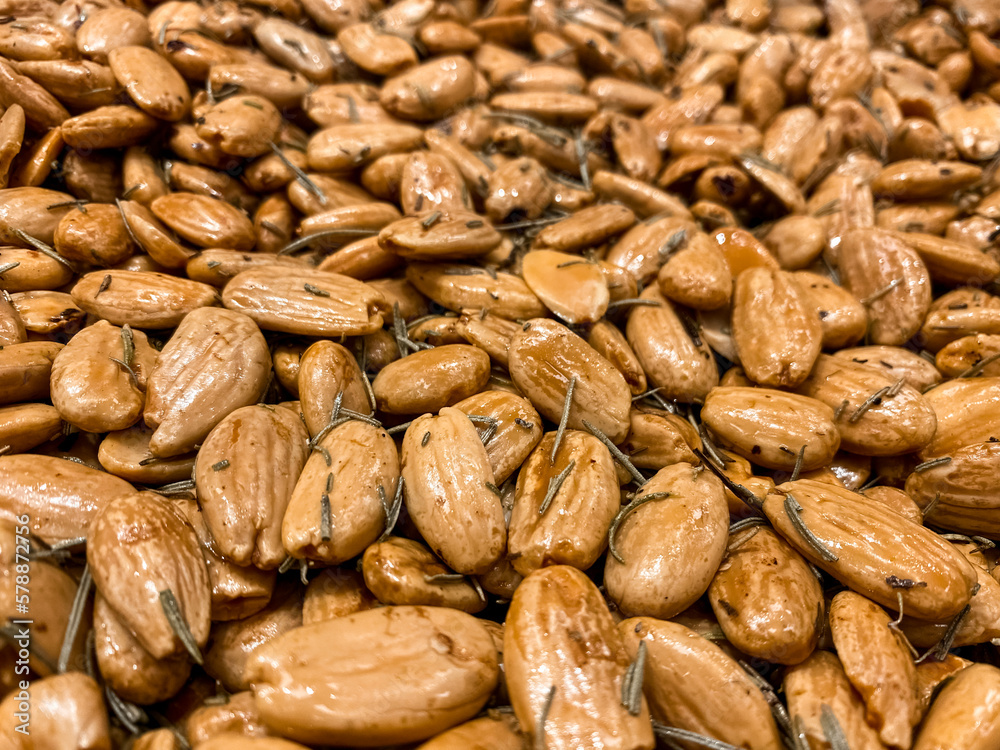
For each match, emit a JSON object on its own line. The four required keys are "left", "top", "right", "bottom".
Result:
{"left": 245, "top": 606, "right": 499, "bottom": 745}
{"left": 380, "top": 56, "right": 476, "bottom": 121}
{"left": 144, "top": 307, "right": 270, "bottom": 457}
{"left": 764, "top": 479, "right": 977, "bottom": 620}
{"left": 87, "top": 491, "right": 210, "bottom": 660}
{"left": 657, "top": 230, "right": 733, "bottom": 311}
{"left": 108, "top": 46, "right": 191, "bottom": 122}
{"left": 372, "top": 344, "right": 491, "bottom": 415}
{"left": 905, "top": 441, "right": 1000, "bottom": 536}
{"left": 222, "top": 267, "right": 386, "bottom": 337}
{"left": 507, "top": 430, "right": 619, "bottom": 577}
{"left": 50, "top": 320, "right": 157, "bottom": 433}
{"left": 151, "top": 193, "right": 255, "bottom": 251}
{"left": 452, "top": 389, "right": 543, "bottom": 484}
{"left": 920, "top": 378, "right": 1000, "bottom": 459}
{"left": 605, "top": 463, "right": 729, "bottom": 619}
{"left": 795, "top": 354, "right": 936, "bottom": 456}
{"left": 621, "top": 617, "right": 783, "bottom": 750}
{"left": 521, "top": 250, "right": 609, "bottom": 324}
{"left": 829, "top": 590, "right": 919, "bottom": 749}
{"left": 626, "top": 285, "right": 719, "bottom": 403}
{"left": 406, "top": 262, "right": 545, "bottom": 319}
{"left": 509, "top": 318, "right": 631, "bottom": 443}
{"left": 0, "top": 673, "right": 110, "bottom": 750}
{"left": 702, "top": 387, "right": 840, "bottom": 471}
{"left": 283, "top": 419, "right": 399, "bottom": 564}
{"left": 71, "top": 270, "right": 219, "bottom": 329}
{"left": 793, "top": 270, "right": 867, "bottom": 350}
{"left": 0, "top": 453, "right": 134, "bottom": 544}
{"left": 197, "top": 405, "right": 309, "bottom": 569}
{"left": 709, "top": 526, "right": 822, "bottom": 665}
{"left": 401, "top": 407, "right": 505, "bottom": 575}
{"left": 504, "top": 566, "right": 654, "bottom": 750}
{"left": 913, "top": 664, "right": 1000, "bottom": 750}
{"left": 732, "top": 267, "right": 821, "bottom": 387}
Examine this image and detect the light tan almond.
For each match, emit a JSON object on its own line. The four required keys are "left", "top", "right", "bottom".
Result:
{"left": 401, "top": 407, "right": 505, "bottom": 575}
{"left": 509, "top": 318, "right": 631, "bottom": 444}
{"left": 920, "top": 377, "right": 1000, "bottom": 458}
{"left": 657, "top": 230, "right": 733, "bottom": 311}
{"left": 702, "top": 387, "right": 840, "bottom": 471}
{"left": 283, "top": 419, "right": 399, "bottom": 564}
{"left": 108, "top": 46, "right": 191, "bottom": 122}
{"left": 222, "top": 267, "right": 386, "bottom": 337}
{"left": 621, "top": 617, "right": 783, "bottom": 750}
{"left": 0, "top": 674, "right": 109, "bottom": 750}
{"left": 144, "top": 307, "right": 270, "bottom": 457}
{"left": 97, "top": 423, "right": 195, "bottom": 485}
{"left": 605, "top": 463, "right": 729, "bottom": 619}
{"left": 151, "top": 192, "right": 255, "bottom": 251}
{"left": 297, "top": 340, "right": 371, "bottom": 437}
{"left": 406, "top": 262, "right": 544, "bottom": 318}
{"left": 71, "top": 270, "right": 219, "bottom": 329}
{"left": 732, "top": 267, "right": 821, "bottom": 387}
{"left": 87, "top": 491, "right": 210, "bottom": 660}
{"left": 307, "top": 122, "right": 424, "bottom": 171}
{"left": 195, "top": 95, "right": 281, "bottom": 158}
{"left": 507, "top": 430, "right": 619, "bottom": 577}
{"left": 834, "top": 345, "right": 942, "bottom": 392}
{"left": 620, "top": 409, "right": 700, "bottom": 471}
{"left": 913, "top": 664, "right": 1000, "bottom": 750}
{"left": 197, "top": 405, "right": 309, "bottom": 569}
{"left": 765, "top": 479, "right": 977, "bottom": 621}
{"left": 380, "top": 55, "right": 476, "bottom": 121}
{"left": 521, "top": 250, "right": 609, "bottom": 324}
{"left": 504, "top": 565, "right": 654, "bottom": 750}
{"left": 372, "top": 344, "right": 490, "bottom": 415}
{"left": 905, "top": 441, "right": 1000, "bottom": 537}
{"left": 302, "top": 568, "right": 376, "bottom": 626}
{"left": 626, "top": 285, "right": 719, "bottom": 403}
{"left": 245, "top": 606, "right": 499, "bottom": 745}
{"left": 0, "top": 402, "right": 61, "bottom": 454}
{"left": 361, "top": 536, "right": 485, "bottom": 613}
{"left": 453, "top": 389, "right": 543, "bottom": 484}
{"left": 793, "top": 270, "right": 868, "bottom": 350}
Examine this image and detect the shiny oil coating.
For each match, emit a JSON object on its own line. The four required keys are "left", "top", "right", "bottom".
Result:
{"left": 504, "top": 565, "right": 654, "bottom": 750}
{"left": 245, "top": 606, "right": 499, "bottom": 746}
{"left": 765, "top": 479, "right": 977, "bottom": 620}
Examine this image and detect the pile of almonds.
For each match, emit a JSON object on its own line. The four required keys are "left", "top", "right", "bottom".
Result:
{"left": 5, "top": 0, "right": 1000, "bottom": 746}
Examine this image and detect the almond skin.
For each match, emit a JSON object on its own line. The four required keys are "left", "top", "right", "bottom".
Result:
{"left": 245, "top": 606, "right": 499, "bottom": 746}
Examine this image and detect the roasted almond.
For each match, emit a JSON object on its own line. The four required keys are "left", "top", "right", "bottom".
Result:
{"left": 521, "top": 250, "right": 609, "bottom": 324}
{"left": 406, "top": 262, "right": 545, "bottom": 319}
{"left": 297, "top": 340, "right": 371, "bottom": 437}
{"left": 372, "top": 344, "right": 491, "bottom": 415}
{"left": 71, "top": 270, "right": 219, "bottom": 329}
{"left": 453, "top": 389, "right": 543, "bottom": 484}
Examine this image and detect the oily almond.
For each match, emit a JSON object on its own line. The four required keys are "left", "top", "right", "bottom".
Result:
{"left": 0, "top": 186, "right": 74, "bottom": 246}
{"left": 93, "top": 592, "right": 191, "bottom": 705}
{"left": 401, "top": 407, "right": 505, "bottom": 575}
{"left": 87, "top": 491, "right": 210, "bottom": 660}
{"left": 297, "top": 340, "right": 372, "bottom": 437}
{"left": 302, "top": 569, "right": 377, "bottom": 626}
{"left": 414, "top": 714, "right": 523, "bottom": 750}
{"left": 361, "top": 536, "right": 485, "bottom": 613}
{"left": 245, "top": 606, "right": 499, "bottom": 745}
{"left": 913, "top": 664, "right": 1000, "bottom": 750}
{"left": 504, "top": 565, "right": 654, "bottom": 750}
{"left": 49, "top": 320, "right": 158, "bottom": 434}
{"left": 282, "top": 419, "right": 399, "bottom": 564}
{"left": 151, "top": 193, "right": 255, "bottom": 251}
{"left": 195, "top": 95, "right": 281, "bottom": 158}
{"left": 0, "top": 341, "right": 61, "bottom": 404}
{"left": 455, "top": 309, "right": 519, "bottom": 367}
{"left": 452, "top": 389, "right": 543, "bottom": 484}
{"left": 0, "top": 289, "right": 24, "bottom": 345}
{"left": 406, "top": 262, "right": 545, "bottom": 319}
{"left": 0, "top": 453, "right": 134, "bottom": 544}
{"left": 657, "top": 229, "right": 733, "bottom": 311}
{"left": 202, "top": 584, "right": 303, "bottom": 692}
{"left": 702, "top": 387, "right": 840, "bottom": 471}
{"left": 794, "top": 354, "right": 937, "bottom": 456}
{"left": 533, "top": 204, "right": 636, "bottom": 253}
{"left": 838, "top": 227, "right": 932, "bottom": 346}
{"left": 372, "top": 344, "right": 491, "bottom": 415}
{"left": 905, "top": 441, "right": 1000, "bottom": 537}
{"left": 0, "top": 403, "right": 62, "bottom": 454}
{"left": 144, "top": 307, "right": 270, "bottom": 457}
{"left": 708, "top": 526, "right": 823, "bottom": 665}
{"left": 307, "top": 122, "right": 425, "bottom": 171}
{"left": 829, "top": 590, "right": 919, "bottom": 749}
{"left": 108, "top": 46, "right": 191, "bottom": 122}
{"left": 380, "top": 211, "right": 502, "bottom": 260}
{"left": 792, "top": 270, "right": 868, "bottom": 349}
{"left": 97, "top": 423, "right": 196, "bottom": 485}
{"left": 936, "top": 334, "right": 1000, "bottom": 378}
{"left": 521, "top": 250, "right": 609, "bottom": 324}
{"left": 60, "top": 105, "right": 160, "bottom": 150}
{"left": 380, "top": 55, "right": 476, "bottom": 121}
{"left": 400, "top": 151, "right": 469, "bottom": 215}
{"left": 920, "top": 378, "right": 1000, "bottom": 458}
{"left": 784, "top": 651, "right": 886, "bottom": 750}
{"left": 586, "top": 320, "right": 647, "bottom": 396}
{"left": 508, "top": 318, "right": 631, "bottom": 443}
{"left": 621, "top": 617, "right": 784, "bottom": 750}
{"left": 71, "top": 270, "right": 219, "bottom": 329}
{"left": 338, "top": 23, "right": 419, "bottom": 76}
{"left": 54, "top": 204, "right": 136, "bottom": 267}
{"left": 196, "top": 405, "right": 309, "bottom": 569}
{"left": 732, "top": 267, "right": 821, "bottom": 387}
{"left": 507, "top": 430, "right": 619, "bottom": 577}
{"left": 764, "top": 479, "right": 978, "bottom": 620}
{"left": 620, "top": 409, "right": 700, "bottom": 470}
{"left": 222, "top": 267, "right": 387, "bottom": 337}
{"left": 625, "top": 285, "right": 719, "bottom": 403}
{"left": 116, "top": 199, "right": 195, "bottom": 270}
{"left": 605, "top": 463, "right": 729, "bottom": 619}
{"left": 604, "top": 216, "right": 695, "bottom": 284}
{"left": 0, "top": 674, "right": 109, "bottom": 750}
{"left": 834, "top": 345, "right": 942, "bottom": 392}
{"left": 186, "top": 691, "right": 272, "bottom": 746}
